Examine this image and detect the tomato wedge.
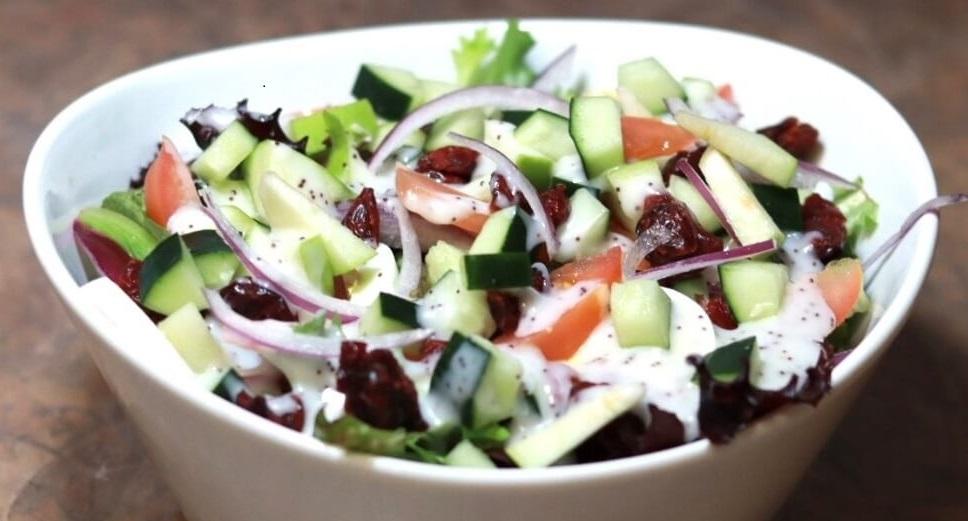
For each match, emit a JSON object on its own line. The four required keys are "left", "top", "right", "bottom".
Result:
{"left": 509, "top": 284, "right": 609, "bottom": 361}
{"left": 817, "top": 258, "right": 864, "bottom": 326}
{"left": 144, "top": 137, "right": 200, "bottom": 227}
{"left": 621, "top": 116, "right": 696, "bottom": 161}
{"left": 551, "top": 247, "right": 623, "bottom": 288}
{"left": 395, "top": 166, "right": 489, "bottom": 234}
{"left": 717, "top": 84, "right": 735, "bottom": 103}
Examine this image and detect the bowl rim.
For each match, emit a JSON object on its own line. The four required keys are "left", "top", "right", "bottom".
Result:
{"left": 22, "top": 17, "right": 938, "bottom": 485}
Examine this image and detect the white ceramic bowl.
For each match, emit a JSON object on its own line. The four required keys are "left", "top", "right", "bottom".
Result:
{"left": 24, "top": 19, "right": 937, "bottom": 521}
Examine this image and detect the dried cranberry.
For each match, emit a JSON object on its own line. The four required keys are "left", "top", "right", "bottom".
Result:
{"left": 575, "top": 413, "right": 646, "bottom": 463}
{"left": 236, "top": 99, "right": 308, "bottom": 153}
{"left": 569, "top": 376, "right": 600, "bottom": 399}
{"left": 234, "top": 391, "right": 304, "bottom": 431}
{"left": 757, "top": 117, "right": 820, "bottom": 160}
{"left": 341, "top": 187, "right": 380, "bottom": 242}
{"left": 699, "top": 285, "right": 738, "bottom": 330}
{"left": 531, "top": 265, "right": 549, "bottom": 292}
{"left": 403, "top": 338, "right": 448, "bottom": 362}
{"left": 802, "top": 193, "right": 847, "bottom": 263}
{"left": 486, "top": 291, "right": 521, "bottom": 339}
{"left": 332, "top": 275, "right": 350, "bottom": 300}
{"left": 636, "top": 194, "right": 723, "bottom": 266}
{"left": 337, "top": 341, "right": 427, "bottom": 431}
{"left": 415, "top": 146, "right": 479, "bottom": 184}
{"left": 539, "top": 184, "right": 571, "bottom": 228}
{"left": 219, "top": 278, "right": 298, "bottom": 321}
{"left": 661, "top": 146, "right": 706, "bottom": 184}
{"left": 489, "top": 174, "right": 520, "bottom": 211}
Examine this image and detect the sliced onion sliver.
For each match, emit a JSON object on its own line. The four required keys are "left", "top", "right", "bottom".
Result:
{"left": 368, "top": 86, "right": 570, "bottom": 171}
{"left": 623, "top": 225, "right": 674, "bottom": 279}
{"left": 863, "top": 194, "right": 968, "bottom": 270}
{"left": 207, "top": 290, "right": 432, "bottom": 360}
{"left": 447, "top": 132, "right": 559, "bottom": 257}
{"left": 794, "top": 161, "right": 859, "bottom": 190}
{"left": 676, "top": 158, "right": 741, "bottom": 244}
{"left": 632, "top": 240, "right": 778, "bottom": 281}
{"left": 532, "top": 45, "right": 577, "bottom": 93}
{"left": 384, "top": 197, "right": 422, "bottom": 297}
{"left": 200, "top": 190, "right": 364, "bottom": 320}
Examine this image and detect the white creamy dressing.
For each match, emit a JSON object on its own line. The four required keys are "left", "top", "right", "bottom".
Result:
{"left": 514, "top": 282, "right": 600, "bottom": 337}
{"left": 568, "top": 289, "right": 717, "bottom": 441}
{"left": 165, "top": 205, "right": 216, "bottom": 234}
{"left": 717, "top": 233, "right": 837, "bottom": 392}
{"left": 502, "top": 346, "right": 576, "bottom": 439}
{"left": 262, "top": 352, "right": 336, "bottom": 435}
{"left": 248, "top": 227, "right": 316, "bottom": 287}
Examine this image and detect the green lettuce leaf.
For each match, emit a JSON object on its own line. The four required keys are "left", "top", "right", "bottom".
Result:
{"left": 453, "top": 20, "right": 536, "bottom": 87}
{"left": 315, "top": 416, "right": 410, "bottom": 457}
{"left": 453, "top": 28, "right": 497, "bottom": 86}
{"left": 101, "top": 189, "right": 169, "bottom": 240}
{"left": 834, "top": 179, "right": 879, "bottom": 255}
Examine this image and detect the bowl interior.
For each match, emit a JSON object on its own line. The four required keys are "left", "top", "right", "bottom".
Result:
{"left": 23, "top": 19, "right": 937, "bottom": 478}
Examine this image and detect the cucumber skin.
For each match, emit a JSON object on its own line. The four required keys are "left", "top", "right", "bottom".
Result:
{"left": 464, "top": 253, "right": 532, "bottom": 290}
{"left": 139, "top": 234, "right": 208, "bottom": 314}
{"left": 750, "top": 184, "right": 803, "bottom": 231}
{"left": 351, "top": 65, "right": 416, "bottom": 121}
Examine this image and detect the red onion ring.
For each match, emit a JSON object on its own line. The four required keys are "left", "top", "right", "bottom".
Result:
{"left": 200, "top": 189, "right": 364, "bottom": 320}
{"left": 863, "top": 194, "right": 967, "bottom": 270}
{"left": 631, "top": 240, "right": 777, "bottom": 281}
{"left": 447, "top": 132, "right": 559, "bottom": 257}
{"left": 795, "top": 161, "right": 860, "bottom": 190}
{"left": 532, "top": 45, "right": 577, "bottom": 93}
{"left": 676, "top": 158, "right": 741, "bottom": 244}
{"left": 368, "top": 86, "right": 569, "bottom": 171}
{"left": 384, "top": 197, "right": 422, "bottom": 297}
{"left": 207, "top": 290, "right": 432, "bottom": 360}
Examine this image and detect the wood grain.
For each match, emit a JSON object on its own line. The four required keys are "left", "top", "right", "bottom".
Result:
{"left": 1, "top": 1, "right": 966, "bottom": 519}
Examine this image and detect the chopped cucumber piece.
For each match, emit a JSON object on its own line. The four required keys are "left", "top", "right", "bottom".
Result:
{"left": 360, "top": 292, "right": 420, "bottom": 335}
{"left": 140, "top": 234, "right": 208, "bottom": 315}
{"left": 751, "top": 184, "right": 803, "bottom": 231}
{"left": 668, "top": 175, "right": 723, "bottom": 233}
{"left": 418, "top": 270, "right": 494, "bottom": 337}
{"left": 426, "top": 109, "right": 485, "bottom": 150}
{"left": 603, "top": 160, "right": 664, "bottom": 232}
{"left": 425, "top": 240, "right": 467, "bottom": 285}
{"left": 719, "top": 261, "right": 789, "bottom": 322}
{"left": 506, "top": 384, "right": 645, "bottom": 468}
{"left": 157, "top": 302, "right": 225, "bottom": 374}
{"left": 351, "top": 64, "right": 422, "bottom": 120}
{"left": 289, "top": 99, "right": 379, "bottom": 156}
{"left": 210, "top": 179, "right": 259, "bottom": 219}
{"left": 516, "top": 152, "right": 554, "bottom": 190}
{"left": 430, "top": 333, "right": 521, "bottom": 428}
{"left": 554, "top": 188, "right": 610, "bottom": 262}
{"left": 569, "top": 96, "right": 625, "bottom": 178}
{"left": 190, "top": 121, "right": 257, "bottom": 182}
{"left": 243, "top": 140, "right": 353, "bottom": 216}
{"left": 672, "top": 277, "right": 708, "bottom": 301}
{"left": 444, "top": 439, "right": 496, "bottom": 468}
{"left": 675, "top": 112, "right": 797, "bottom": 187}
{"left": 221, "top": 206, "right": 259, "bottom": 238}
{"left": 501, "top": 110, "right": 533, "bottom": 126}
{"left": 464, "top": 253, "right": 532, "bottom": 290}
{"left": 514, "top": 109, "right": 577, "bottom": 160}
{"left": 610, "top": 279, "right": 672, "bottom": 348}
{"left": 323, "top": 112, "right": 353, "bottom": 183}
{"left": 618, "top": 58, "right": 684, "bottom": 115}
{"left": 704, "top": 337, "right": 756, "bottom": 383}
{"left": 699, "top": 149, "right": 784, "bottom": 245}
{"left": 182, "top": 230, "right": 239, "bottom": 289}
{"left": 101, "top": 189, "right": 169, "bottom": 241}
{"left": 681, "top": 77, "right": 716, "bottom": 106}
{"left": 298, "top": 235, "right": 335, "bottom": 295}
{"left": 257, "top": 172, "right": 376, "bottom": 274}
{"left": 77, "top": 207, "right": 158, "bottom": 260}
{"left": 469, "top": 205, "right": 528, "bottom": 254}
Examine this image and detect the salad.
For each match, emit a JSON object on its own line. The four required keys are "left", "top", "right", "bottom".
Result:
{"left": 73, "top": 21, "right": 965, "bottom": 468}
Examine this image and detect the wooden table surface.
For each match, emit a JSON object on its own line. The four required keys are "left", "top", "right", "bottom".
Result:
{"left": 2, "top": 1, "right": 966, "bottom": 519}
